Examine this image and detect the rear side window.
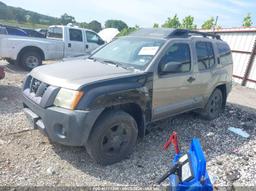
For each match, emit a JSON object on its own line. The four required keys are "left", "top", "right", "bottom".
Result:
{"left": 196, "top": 42, "right": 215, "bottom": 71}
{"left": 69, "top": 29, "right": 83, "bottom": 42}
{"left": 47, "top": 27, "right": 63, "bottom": 39}
{"left": 217, "top": 43, "right": 232, "bottom": 65}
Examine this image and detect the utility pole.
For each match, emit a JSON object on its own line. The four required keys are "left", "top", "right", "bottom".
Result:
{"left": 213, "top": 16, "right": 218, "bottom": 32}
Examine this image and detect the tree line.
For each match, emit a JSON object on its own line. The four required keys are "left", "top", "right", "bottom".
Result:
{"left": 153, "top": 13, "right": 253, "bottom": 30}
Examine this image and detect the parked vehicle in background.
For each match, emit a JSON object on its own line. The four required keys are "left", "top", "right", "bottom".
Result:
{"left": 2, "top": 25, "right": 27, "bottom": 36}
{"left": 0, "top": 25, "right": 45, "bottom": 38}
{"left": 98, "top": 28, "right": 119, "bottom": 43}
{"left": 0, "top": 25, "right": 105, "bottom": 70}
{"left": 22, "top": 28, "right": 233, "bottom": 165}
{"left": 0, "top": 66, "right": 5, "bottom": 80}
{"left": 0, "top": 26, "right": 7, "bottom": 35}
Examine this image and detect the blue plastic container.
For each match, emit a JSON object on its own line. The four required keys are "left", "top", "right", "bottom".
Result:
{"left": 169, "top": 139, "right": 213, "bottom": 191}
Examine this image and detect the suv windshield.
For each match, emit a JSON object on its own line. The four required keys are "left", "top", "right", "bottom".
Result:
{"left": 90, "top": 37, "right": 165, "bottom": 70}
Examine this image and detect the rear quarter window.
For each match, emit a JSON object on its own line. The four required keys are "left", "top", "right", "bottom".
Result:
{"left": 47, "top": 27, "right": 63, "bottom": 39}
{"left": 195, "top": 41, "right": 215, "bottom": 71}
{"left": 217, "top": 43, "right": 232, "bottom": 66}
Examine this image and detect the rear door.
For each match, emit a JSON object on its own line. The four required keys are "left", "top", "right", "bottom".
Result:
{"left": 152, "top": 40, "right": 200, "bottom": 120}
{"left": 192, "top": 40, "right": 216, "bottom": 104}
{"left": 65, "top": 28, "right": 85, "bottom": 57}
{"left": 85, "top": 31, "right": 104, "bottom": 53}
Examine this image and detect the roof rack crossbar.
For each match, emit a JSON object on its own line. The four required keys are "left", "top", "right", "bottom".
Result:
{"left": 169, "top": 29, "right": 221, "bottom": 40}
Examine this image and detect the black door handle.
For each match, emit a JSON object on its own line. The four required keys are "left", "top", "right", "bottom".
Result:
{"left": 187, "top": 76, "right": 195, "bottom": 83}
{"left": 86, "top": 44, "right": 89, "bottom": 49}
{"left": 68, "top": 43, "right": 71, "bottom": 48}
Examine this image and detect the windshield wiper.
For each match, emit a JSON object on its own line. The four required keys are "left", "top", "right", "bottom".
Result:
{"left": 88, "top": 57, "right": 115, "bottom": 65}
{"left": 107, "top": 60, "right": 135, "bottom": 70}
{"left": 103, "top": 60, "right": 137, "bottom": 71}
{"left": 90, "top": 58, "right": 134, "bottom": 71}
{"left": 102, "top": 59, "right": 119, "bottom": 67}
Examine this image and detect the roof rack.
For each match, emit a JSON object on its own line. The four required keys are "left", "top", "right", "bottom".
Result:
{"left": 128, "top": 28, "right": 221, "bottom": 40}
{"left": 169, "top": 29, "right": 221, "bottom": 40}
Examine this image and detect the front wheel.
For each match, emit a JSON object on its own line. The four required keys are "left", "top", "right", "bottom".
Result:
{"left": 86, "top": 110, "right": 138, "bottom": 165}
{"left": 20, "top": 51, "right": 42, "bottom": 71}
{"left": 201, "top": 88, "right": 224, "bottom": 120}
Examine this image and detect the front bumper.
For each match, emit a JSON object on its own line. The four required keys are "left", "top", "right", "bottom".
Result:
{"left": 23, "top": 94, "right": 102, "bottom": 146}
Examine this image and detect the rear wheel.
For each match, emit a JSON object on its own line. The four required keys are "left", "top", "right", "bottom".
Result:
{"left": 20, "top": 51, "right": 42, "bottom": 71}
{"left": 201, "top": 88, "right": 223, "bottom": 120}
{"left": 86, "top": 110, "right": 138, "bottom": 165}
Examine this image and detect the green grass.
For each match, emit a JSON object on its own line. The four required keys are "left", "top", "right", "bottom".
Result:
{"left": 0, "top": 19, "right": 49, "bottom": 29}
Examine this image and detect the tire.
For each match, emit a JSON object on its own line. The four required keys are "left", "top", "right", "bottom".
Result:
{"left": 86, "top": 110, "right": 138, "bottom": 165}
{"left": 20, "top": 51, "right": 42, "bottom": 71}
{"left": 201, "top": 88, "right": 224, "bottom": 120}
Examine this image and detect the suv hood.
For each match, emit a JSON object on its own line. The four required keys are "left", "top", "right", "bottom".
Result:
{"left": 30, "top": 59, "right": 139, "bottom": 90}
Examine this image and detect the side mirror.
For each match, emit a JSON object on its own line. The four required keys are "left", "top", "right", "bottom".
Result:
{"left": 159, "top": 61, "right": 181, "bottom": 74}
{"left": 98, "top": 39, "right": 105, "bottom": 45}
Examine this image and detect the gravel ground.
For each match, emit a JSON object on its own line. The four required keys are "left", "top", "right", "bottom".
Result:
{"left": 1, "top": 60, "right": 256, "bottom": 190}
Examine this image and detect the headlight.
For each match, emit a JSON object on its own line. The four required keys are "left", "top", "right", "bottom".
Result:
{"left": 54, "top": 88, "right": 84, "bottom": 110}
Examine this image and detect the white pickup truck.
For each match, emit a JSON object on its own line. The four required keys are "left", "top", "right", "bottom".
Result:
{"left": 0, "top": 25, "right": 105, "bottom": 70}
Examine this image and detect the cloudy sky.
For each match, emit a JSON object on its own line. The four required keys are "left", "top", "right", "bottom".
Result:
{"left": 2, "top": 0, "right": 256, "bottom": 28}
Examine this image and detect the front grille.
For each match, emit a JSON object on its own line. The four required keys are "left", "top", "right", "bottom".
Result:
{"left": 29, "top": 78, "right": 49, "bottom": 97}
{"left": 23, "top": 76, "right": 59, "bottom": 108}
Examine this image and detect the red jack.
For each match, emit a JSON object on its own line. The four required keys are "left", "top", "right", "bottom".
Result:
{"left": 164, "top": 131, "right": 180, "bottom": 154}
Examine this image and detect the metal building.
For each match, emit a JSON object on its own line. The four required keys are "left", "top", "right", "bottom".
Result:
{"left": 209, "top": 27, "right": 256, "bottom": 89}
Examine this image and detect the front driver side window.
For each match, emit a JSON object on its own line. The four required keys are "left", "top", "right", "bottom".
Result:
{"left": 86, "top": 31, "right": 101, "bottom": 44}
{"left": 159, "top": 43, "right": 191, "bottom": 74}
